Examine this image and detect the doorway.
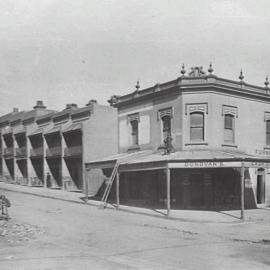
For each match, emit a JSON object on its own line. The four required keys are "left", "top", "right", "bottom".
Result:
{"left": 257, "top": 174, "right": 265, "bottom": 204}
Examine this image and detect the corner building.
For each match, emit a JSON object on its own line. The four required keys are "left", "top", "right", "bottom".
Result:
{"left": 87, "top": 66, "right": 270, "bottom": 211}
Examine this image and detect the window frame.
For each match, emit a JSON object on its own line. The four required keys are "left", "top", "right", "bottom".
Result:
{"left": 161, "top": 115, "right": 172, "bottom": 142}
{"left": 224, "top": 113, "right": 235, "bottom": 144}
{"left": 266, "top": 119, "right": 270, "bottom": 146}
{"left": 189, "top": 111, "right": 204, "bottom": 142}
{"left": 130, "top": 119, "right": 139, "bottom": 146}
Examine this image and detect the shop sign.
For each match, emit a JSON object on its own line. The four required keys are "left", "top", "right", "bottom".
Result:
{"left": 169, "top": 161, "right": 241, "bottom": 169}
{"left": 244, "top": 162, "right": 270, "bottom": 168}
{"left": 255, "top": 149, "right": 270, "bottom": 156}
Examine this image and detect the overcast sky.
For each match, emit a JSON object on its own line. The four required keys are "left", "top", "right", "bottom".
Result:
{"left": 1, "top": 0, "right": 270, "bottom": 114}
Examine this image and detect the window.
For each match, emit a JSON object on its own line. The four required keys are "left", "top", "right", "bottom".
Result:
{"left": 161, "top": 115, "right": 171, "bottom": 141}
{"left": 190, "top": 112, "right": 204, "bottom": 141}
{"left": 224, "top": 114, "right": 234, "bottom": 143}
{"left": 266, "top": 120, "right": 270, "bottom": 145}
{"left": 130, "top": 120, "right": 138, "bottom": 146}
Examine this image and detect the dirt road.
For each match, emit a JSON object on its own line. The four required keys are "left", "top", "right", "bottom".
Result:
{"left": 0, "top": 190, "right": 270, "bottom": 269}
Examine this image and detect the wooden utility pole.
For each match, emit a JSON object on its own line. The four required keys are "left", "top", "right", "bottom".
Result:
{"left": 241, "top": 162, "right": 245, "bottom": 220}
{"left": 166, "top": 165, "right": 171, "bottom": 217}
{"left": 116, "top": 172, "right": 120, "bottom": 209}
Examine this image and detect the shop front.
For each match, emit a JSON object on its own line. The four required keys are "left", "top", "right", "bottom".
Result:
{"left": 85, "top": 150, "right": 270, "bottom": 218}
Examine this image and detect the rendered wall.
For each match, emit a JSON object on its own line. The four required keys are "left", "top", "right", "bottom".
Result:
{"left": 83, "top": 104, "right": 118, "bottom": 162}
{"left": 118, "top": 93, "right": 183, "bottom": 153}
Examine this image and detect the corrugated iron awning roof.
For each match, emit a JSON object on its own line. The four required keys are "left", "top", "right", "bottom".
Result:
{"left": 86, "top": 149, "right": 270, "bottom": 170}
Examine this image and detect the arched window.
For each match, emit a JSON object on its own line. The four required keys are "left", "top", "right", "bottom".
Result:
{"left": 161, "top": 115, "right": 171, "bottom": 141}
{"left": 266, "top": 120, "right": 270, "bottom": 145}
{"left": 190, "top": 112, "right": 204, "bottom": 141}
{"left": 224, "top": 114, "right": 235, "bottom": 143}
{"left": 130, "top": 120, "right": 138, "bottom": 146}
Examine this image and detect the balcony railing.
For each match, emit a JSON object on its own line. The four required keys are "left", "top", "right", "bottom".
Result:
{"left": 64, "top": 145, "right": 82, "bottom": 157}
{"left": 46, "top": 146, "right": 62, "bottom": 157}
{"left": 15, "top": 147, "right": 27, "bottom": 158}
{"left": 4, "top": 147, "right": 14, "bottom": 158}
{"left": 30, "top": 147, "right": 44, "bottom": 157}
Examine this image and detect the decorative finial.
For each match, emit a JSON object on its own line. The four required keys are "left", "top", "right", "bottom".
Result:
{"left": 135, "top": 80, "right": 140, "bottom": 92}
{"left": 239, "top": 69, "right": 244, "bottom": 82}
{"left": 208, "top": 62, "right": 213, "bottom": 75}
{"left": 181, "top": 64, "right": 186, "bottom": 76}
{"left": 265, "top": 75, "right": 269, "bottom": 88}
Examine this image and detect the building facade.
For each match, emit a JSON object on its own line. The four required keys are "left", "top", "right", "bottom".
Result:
{"left": 87, "top": 65, "right": 270, "bottom": 212}
{"left": 0, "top": 100, "right": 118, "bottom": 191}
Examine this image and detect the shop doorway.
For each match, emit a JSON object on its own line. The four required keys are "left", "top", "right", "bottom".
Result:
{"left": 256, "top": 173, "right": 265, "bottom": 204}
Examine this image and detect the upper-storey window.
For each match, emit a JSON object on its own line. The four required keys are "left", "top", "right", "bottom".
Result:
{"left": 162, "top": 115, "right": 171, "bottom": 140}
{"left": 158, "top": 107, "right": 173, "bottom": 143}
{"left": 185, "top": 103, "right": 208, "bottom": 144}
{"left": 266, "top": 120, "right": 270, "bottom": 145}
{"left": 224, "top": 114, "right": 235, "bottom": 143}
{"left": 190, "top": 112, "right": 204, "bottom": 141}
{"left": 130, "top": 120, "right": 138, "bottom": 146}
{"left": 222, "top": 105, "right": 238, "bottom": 145}
{"left": 128, "top": 113, "right": 140, "bottom": 146}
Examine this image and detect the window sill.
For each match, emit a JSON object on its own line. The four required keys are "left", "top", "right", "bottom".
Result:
{"left": 221, "top": 143, "right": 238, "bottom": 148}
{"left": 127, "top": 145, "right": 140, "bottom": 152}
{"left": 185, "top": 142, "right": 208, "bottom": 146}
{"left": 263, "top": 146, "right": 270, "bottom": 150}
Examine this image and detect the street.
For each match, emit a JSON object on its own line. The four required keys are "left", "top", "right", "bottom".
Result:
{"left": 0, "top": 190, "right": 270, "bottom": 270}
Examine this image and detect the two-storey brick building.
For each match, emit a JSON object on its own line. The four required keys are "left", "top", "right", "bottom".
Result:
{"left": 86, "top": 65, "right": 270, "bottom": 214}
{"left": 0, "top": 100, "right": 118, "bottom": 191}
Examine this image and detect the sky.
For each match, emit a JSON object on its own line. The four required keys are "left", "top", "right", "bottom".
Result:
{"left": 1, "top": 0, "right": 270, "bottom": 115}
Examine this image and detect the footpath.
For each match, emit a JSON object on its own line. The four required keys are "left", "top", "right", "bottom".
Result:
{"left": 0, "top": 181, "right": 269, "bottom": 224}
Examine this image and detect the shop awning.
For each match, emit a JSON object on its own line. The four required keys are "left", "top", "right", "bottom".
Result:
{"left": 62, "top": 123, "right": 82, "bottom": 134}
{"left": 86, "top": 149, "right": 270, "bottom": 172}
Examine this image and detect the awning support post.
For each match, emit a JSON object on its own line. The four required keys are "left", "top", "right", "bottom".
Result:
{"left": 241, "top": 162, "right": 245, "bottom": 220}
{"left": 116, "top": 172, "right": 120, "bottom": 209}
{"left": 85, "top": 168, "right": 90, "bottom": 203}
{"left": 166, "top": 165, "right": 171, "bottom": 217}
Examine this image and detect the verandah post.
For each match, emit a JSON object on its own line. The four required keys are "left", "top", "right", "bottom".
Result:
{"left": 166, "top": 165, "right": 171, "bottom": 217}
{"left": 116, "top": 172, "right": 120, "bottom": 209}
{"left": 241, "top": 162, "right": 245, "bottom": 220}
{"left": 85, "top": 167, "right": 90, "bottom": 203}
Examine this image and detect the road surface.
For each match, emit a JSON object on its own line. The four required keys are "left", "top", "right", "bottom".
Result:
{"left": 0, "top": 190, "right": 270, "bottom": 270}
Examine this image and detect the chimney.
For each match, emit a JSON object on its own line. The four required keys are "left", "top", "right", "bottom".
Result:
{"left": 33, "top": 100, "right": 46, "bottom": 110}
{"left": 86, "top": 99, "right": 97, "bottom": 106}
{"left": 65, "top": 103, "right": 78, "bottom": 110}
{"left": 13, "top": 108, "right": 19, "bottom": 113}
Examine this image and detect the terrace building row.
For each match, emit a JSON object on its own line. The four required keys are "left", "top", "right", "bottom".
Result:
{"left": 0, "top": 100, "right": 117, "bottom": 191}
